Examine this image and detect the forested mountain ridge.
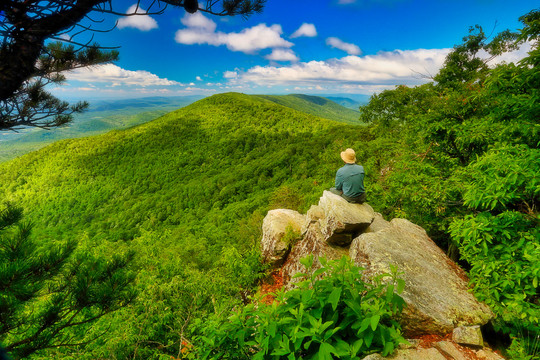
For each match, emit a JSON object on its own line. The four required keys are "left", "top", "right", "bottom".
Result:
{"left": 255, "top": 94, "right": 362, "bottom": 125}
{"left": 0, "top": 94, "right": 358, "bottom": 163}
{"left": 1, "top": 92, "right": 354, "bottom": 242}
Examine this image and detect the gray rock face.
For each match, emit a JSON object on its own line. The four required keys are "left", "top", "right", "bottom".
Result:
{"left": 365, "top": 212, "right": 391, "bottom": 233}
{"left": 301, "top": 205, "right": 325, "bottom": 234}
{"left": 349, "top": 218, "right": 494, "bottom": 336}
{"left": 476, "top": 349, "right": 505, "bottom": 360}
{"left": 318, "top": 190, "right": 375, "bottom": 246}
{"left": 260, "top": 209, "right": 305, "bottom": 268}
{"left": 362, "top": 340, "right": 506, "bottom": 360}
{"left": 385, "top": 348, "right": 447, "bottom": 360}
{"left": 452, "top": 325, "right": 484, "bottom": 347}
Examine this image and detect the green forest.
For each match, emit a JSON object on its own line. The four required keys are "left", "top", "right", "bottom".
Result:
{"left": 0, "top": 9, "right": 538, "bottom": 360}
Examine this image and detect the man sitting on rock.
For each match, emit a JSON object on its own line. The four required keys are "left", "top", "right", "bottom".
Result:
{"left": 329, "top": 148, "right": 366, "bottom": 204}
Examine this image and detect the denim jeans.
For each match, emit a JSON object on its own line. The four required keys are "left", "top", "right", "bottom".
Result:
{"left": 329, "top": 188, "right": 366, "bottom": 204}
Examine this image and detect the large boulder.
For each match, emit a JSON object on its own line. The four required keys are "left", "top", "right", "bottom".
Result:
{"left": 350, "top": 218, "right": 494, "bottom": 336}
{"left": 261, "top": 209, "right": 305, "bottom": 268}
{"left": 318, "top": 190, "right": 375, "bottom": 246}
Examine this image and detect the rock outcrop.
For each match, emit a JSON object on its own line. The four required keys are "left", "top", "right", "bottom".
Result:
{"left": 261, "top": 190, "right": 495, "bottom": 343}
{"left": 350, "top": 218, "right": 493, "bottom": 336}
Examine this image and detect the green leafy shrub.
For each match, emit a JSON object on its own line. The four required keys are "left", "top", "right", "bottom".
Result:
{"left": 189, "top": 256, "right": 407, "bottom": 359}
{"left": 449, "top": 144, "right": 540, "bottom": 355}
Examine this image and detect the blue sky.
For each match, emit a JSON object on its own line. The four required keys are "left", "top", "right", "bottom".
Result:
{"left": 52, "top": 0, "right": 538, "bottom": 100}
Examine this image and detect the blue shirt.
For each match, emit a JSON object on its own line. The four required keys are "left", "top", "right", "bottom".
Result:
{"left": 335, "top": 163, "right": 365, "bottom": 197}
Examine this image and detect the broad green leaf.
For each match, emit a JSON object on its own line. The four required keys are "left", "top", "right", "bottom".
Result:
{"left": 385, "top": 283, "right": 395, "bottom": 302}
{"left": 370, "top": 314, "right": 380, "bottom": 331}
{"left": 351, "top": 338, "right": 363, "bottom": 355}
{"left": 358, "top": 317, "right": 370, "bottom": 333}
{"left": 364, "top": 330, "right": 374, "bottom": 348}
{"left": 320, "top": 320, "right": 334, "bottom": 332}
{"left": 268, "top": 322, "right": 277, "bottom": 337}
{"left": 397, "top": 279, "right": 406, "bottom": 293}
{"left": 382, "top": 341, "right": 395, "bottom": 356}
{"left": 334, "top": 339, "right": 350, "bottom": 356}
{"left": 328, "top": 287, "right": 342, "bottom": 311}
{"left": 313, "top": 268, "right": 327, "bottom": 277}
{"left": 300, "top": 255, "right": 314, "bottom": 269}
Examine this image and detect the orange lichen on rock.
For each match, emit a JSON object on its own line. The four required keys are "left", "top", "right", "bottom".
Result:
{"left": 416, "top": 333, "right": 451, "bottom": 348}
{"left": 259, "top": 269, "right": 284, "bottom": 305}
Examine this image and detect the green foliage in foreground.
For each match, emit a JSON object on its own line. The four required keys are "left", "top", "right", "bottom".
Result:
{"left": 189, "top": 256, "right": 407, "bottom": 360}
{"left": 360, "top": 10, "right": 539, "bottom": 358}
{"left": 0, "top": 203, "right": 136, "bottom": 359}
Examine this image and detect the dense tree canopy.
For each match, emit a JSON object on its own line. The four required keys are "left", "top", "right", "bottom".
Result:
{"left": 0, "top": 0, "right": 265, "bottom": 131}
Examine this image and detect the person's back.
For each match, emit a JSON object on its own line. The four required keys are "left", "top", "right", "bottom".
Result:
{"left": 336, "top": 163, "right": 365, "bottom": 197}
{"left": 330, "top": 148, "right": 366, "bottom": 203}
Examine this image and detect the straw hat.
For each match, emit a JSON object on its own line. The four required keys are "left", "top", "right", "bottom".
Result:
{"left": 340, "top": 148, "right": 356, "bottom": 164}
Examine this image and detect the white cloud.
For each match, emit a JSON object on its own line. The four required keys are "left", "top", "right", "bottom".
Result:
{"left": 227, "top": 24, "right": 293, "bottom": 53}
{"left": 175, "top": 13, "right": 293, "bottom": 54}
{"left": 65, "top": 64, "right": 180, "bottom": 86}
{"left": 326, "top": 37, "right": 361, "bottom": 55}
{"left": 117, "top": 5, "right": 158, "bottom": 31}
{"left": 291, "top": 23, "right": 317, "bottom": 38}
{"left": 227, "top": 48, "right": 451, "bottom": 94}
{"left": 223, "top": 71, "right": 238, "bottom": 78}
{"left": 265, "top": 49, "right": 299, "bottom": 62}
{"left": 180, "top": 12, "right": 217, "bottom": 32}
{"left": 196, "top": 76, "right": 202, "bottom": 81}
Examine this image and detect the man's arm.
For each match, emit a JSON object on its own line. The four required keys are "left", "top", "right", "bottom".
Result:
{"left": 335, "top": 170, "right": 343, "bottom": 190}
